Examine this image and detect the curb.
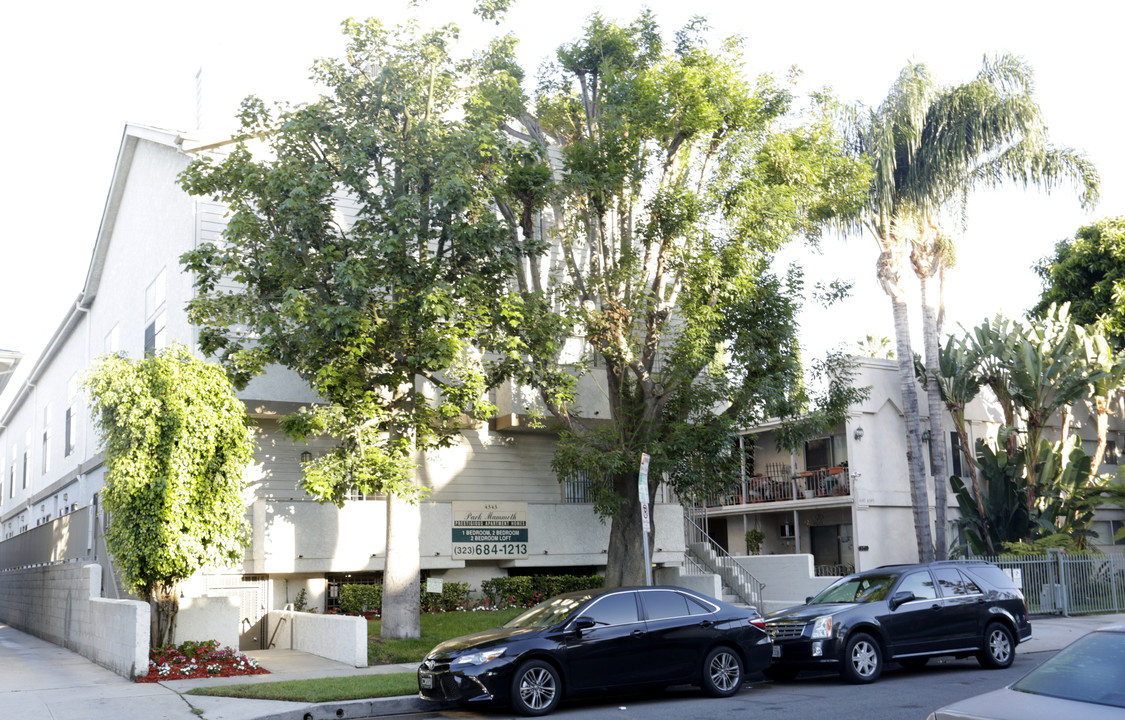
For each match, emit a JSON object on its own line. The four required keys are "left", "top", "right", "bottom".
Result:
{"left": 257, "top": 695, "right": 455, "bottom": 720}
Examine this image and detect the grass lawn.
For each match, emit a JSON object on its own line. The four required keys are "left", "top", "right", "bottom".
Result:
{"left": 367, "top": 607, "right": 522, "bottom": 664}
{"left": 186, "top": 607, "right": 523, "bottom": 703}
{"left": 186, "top": 673, "right": 418, "bottom": 702}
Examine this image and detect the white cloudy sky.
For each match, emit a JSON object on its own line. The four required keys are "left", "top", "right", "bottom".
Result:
{"left": 2, "top": 0, "right": 1123, "bottom": 405}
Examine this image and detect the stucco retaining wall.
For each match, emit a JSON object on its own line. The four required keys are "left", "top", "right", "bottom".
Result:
{"left": 266, "top": 610, "right": 367, "bottom": 667}
{"left": 0, "top": 563, "right": 148, "bottom": 678}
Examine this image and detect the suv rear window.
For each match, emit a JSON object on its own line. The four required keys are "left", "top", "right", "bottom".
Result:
{"left": 963, "top": 564, "right": 1018, "bottom": 591}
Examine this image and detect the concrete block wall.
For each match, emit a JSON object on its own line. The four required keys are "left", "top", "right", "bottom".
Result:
{"left": 174, "top": 595, "right": 239, "bottom": 650}
{"left": 736, "top": 554, "right": 838, "bottom": 613}
{"left": 266, "top": 610, "right": 367, "bottom": 667}
{"left": 0, "top": 563, "right": 149, "bottom": 678}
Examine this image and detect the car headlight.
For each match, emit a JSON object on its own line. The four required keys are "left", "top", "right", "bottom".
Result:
{"left": 811, "top": 616, "right": 834, "bottom": 639}
{"left": 452, "top": 647, "right": 507, "bottom": 666}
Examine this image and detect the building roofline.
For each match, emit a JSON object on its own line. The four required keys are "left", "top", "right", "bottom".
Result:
{"left": 0, "top": 124, "right": 185, "bottom": 429}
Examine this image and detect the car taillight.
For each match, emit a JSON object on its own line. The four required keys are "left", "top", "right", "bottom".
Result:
{"left": 750, "top": 617, "right": 766, "bottom": 630}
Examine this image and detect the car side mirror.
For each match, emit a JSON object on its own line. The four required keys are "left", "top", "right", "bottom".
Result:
{"left": 889, "top": 591, "right": 915, "bottom": 610}
{"left": 573, "top": 616, "right": 596, "bottom": 633}
{"left": 805, "top": 596, "right": 813, "bottom": 604}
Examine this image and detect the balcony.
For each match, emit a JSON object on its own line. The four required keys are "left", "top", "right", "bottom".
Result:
{"left": 703, "top": 464, "right": 852, "bottom": 509}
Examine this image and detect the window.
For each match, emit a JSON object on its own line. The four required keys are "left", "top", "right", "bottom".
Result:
{"left": 1106, "top": 441, "right": 1120, "bottom": 465}
{"left": 1093, "top": 520, "right": 1125, "bottom": 547}
{"left": 104, "top": 323, "right": 120, "bottom": 354}
{"left": 804, "top": 437, "right": 833, "bottom": 471}
{"left": 584, "top": 592, "right": 640, "bottom": 626}
{"left": 144, "top": 269, "right": 167, "bottom": 357}
{"left": 640, "top": 590, "right": 714, "bottom": 620}
{"left": 896, "top": 571, "right": 937, "bottom": 601}
{"left": 950, "top": 431, "right": 966, "bottom": 477}
{"left": 65, "top": 374, "right": 78, "bottom": 457}
{"left": 41, "top": 403, "right": 52, "bottom": 474}
{"left": 564, "top": 471, "right": 595, "bottom": 503}
{"left": 933, "top": 568, "right": 981, "bottom": 596}
{"left": 642, "top": 590, "right": 691, "bottom": 620}
{"left": 22, "top": 429, "right": 30, "bottom": 489}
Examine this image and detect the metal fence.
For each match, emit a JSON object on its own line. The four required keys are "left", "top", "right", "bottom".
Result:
{"left": 971, "top": 550, "right": 1125, "bottom": 616}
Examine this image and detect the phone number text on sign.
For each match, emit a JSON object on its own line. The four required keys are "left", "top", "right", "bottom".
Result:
{"left": 454, "top": 543, "right": 529, "bottom": 556}
{"left": 451, "top": 528, "right": 529, "bottom": 557}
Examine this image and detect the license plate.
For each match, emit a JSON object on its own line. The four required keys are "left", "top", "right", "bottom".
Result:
{"left": 420, "top": 674, "right": 434, "bottom": 689}
{"left": 772, "top": 645, "right": 782, "bottom": 658}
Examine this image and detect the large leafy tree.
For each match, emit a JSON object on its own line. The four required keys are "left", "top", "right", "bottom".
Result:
{"left": 179, "top": 19, "right": 525, "bottom": 638}
{"left": 846, "top": 56, "right": 1098, "bottom": 562}
{"left": 479, "top": 13, "right": 872, "bottom": 586}
{"left": 84, "top": 345, "right": 254, "bottom": 647}
{"left": 1035, "top": 217, "right": 1125, "bottom": 349}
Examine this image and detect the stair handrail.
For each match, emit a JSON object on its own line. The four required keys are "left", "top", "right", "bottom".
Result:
{"left": 683, "top": 506, "right": 765, "bottom": 608}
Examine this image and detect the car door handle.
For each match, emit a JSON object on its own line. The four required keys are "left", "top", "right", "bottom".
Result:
{"left": 699, "top": 620, "right": 714, "bottom": 628}
{"left": 930, "top": 604, "right": 941, "bottom": 610}
{"left": 632, "top": 630, "right": 645, "bottom": 637}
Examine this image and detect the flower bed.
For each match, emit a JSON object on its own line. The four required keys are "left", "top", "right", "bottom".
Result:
{"left": 136, "top": 640, "right": 270, "bottom": 683}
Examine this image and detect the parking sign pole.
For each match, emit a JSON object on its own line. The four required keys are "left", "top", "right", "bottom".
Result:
{"left": 639, "top": 453, "right": 653, "bottom": 586}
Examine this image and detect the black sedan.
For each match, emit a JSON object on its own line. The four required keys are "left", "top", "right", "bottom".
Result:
{"left": 417, "top": 585, "right": 772, "bottom": 716}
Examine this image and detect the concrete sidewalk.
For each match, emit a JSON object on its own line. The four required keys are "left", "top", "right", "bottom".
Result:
{"left": 4, "top": 614, "right": 1124, "bottom": 720}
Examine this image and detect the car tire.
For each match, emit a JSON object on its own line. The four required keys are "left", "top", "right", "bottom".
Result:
{"left": 840, "top": 632, "right": 883, "bottom": 684}
{"left": 700, "top": 646, "right": 744, "bottom": 697}
{"left": 510, "top": 659, "right": 562, "bottom": 716}
{"left": 977, "top": 622, "right": 1015, "bottom": 669}
{"left": 899, "top": 657, "right": 929, "bottom": 670}
{"left": 763, "top": 665, "right": 800, "bottom": 682}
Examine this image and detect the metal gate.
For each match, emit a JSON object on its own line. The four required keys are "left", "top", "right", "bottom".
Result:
{"left": 972, "top": 551, "right": 1125, "bottom": 616}
{"left": 203, "top": 574, "right": 270, "bottom": 650}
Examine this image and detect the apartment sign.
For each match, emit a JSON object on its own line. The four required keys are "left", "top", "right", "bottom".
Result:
{"left": 451, "top": 502, "right": 529, "bottom": 558}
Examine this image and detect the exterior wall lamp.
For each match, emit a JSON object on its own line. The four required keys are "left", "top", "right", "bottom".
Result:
{"left": 853, "top": 426, "right": 864, "bottom": 441}
{"left": 300, "top": 451, "right": 312, "bottom": 463}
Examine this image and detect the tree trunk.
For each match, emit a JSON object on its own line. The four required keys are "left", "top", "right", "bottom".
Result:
{"left": 878, "top": 230, "right": 934, "bottom": 563}
{"left": 382, "top": 420, "right": 421, "bottom": 640}
{"left": 891, "top": 294, "right": 935, "bottom": 562}
{"left": 1091, "top": 396, "right": 1110, "bottom": 472}
{"left": 919, "top": 273, "right": 948, "bottom": 560}
{"left": 603, "top": 471, "right": 648, "bottom": 588}
{"left": 150, "top": 582, "right": 179, "bottom": 649}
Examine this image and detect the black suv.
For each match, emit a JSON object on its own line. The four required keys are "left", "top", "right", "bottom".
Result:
{"left": 763, "top": 560, "right": 1032, "bottom": 683}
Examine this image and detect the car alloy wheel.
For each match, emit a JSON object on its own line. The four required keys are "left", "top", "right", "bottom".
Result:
{"left": 511, "top": 660, "right": 562, "bottom": 716}
{"left": 977, "top": 622, "right": 1014, "bottom": 669}
{"left": 701, "top": 646, "right": 744, "bottom": 697}
{"left": 841, "top": 632, "right": 882, "bottom": 684}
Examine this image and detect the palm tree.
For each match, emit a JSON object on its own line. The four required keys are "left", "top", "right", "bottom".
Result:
{"left": 848, "top": 56, "right": 1098, "bottom": 561}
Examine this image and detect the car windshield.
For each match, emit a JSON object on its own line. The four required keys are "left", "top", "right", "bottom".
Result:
{"left": 809, "top": 573, "right": 898, "bottom": 604}
{"left": 1012, "top": 631, "right": 1125, "bottom": 708}
{"left": 503, "top": 594, "right": 592, "bottom": 629}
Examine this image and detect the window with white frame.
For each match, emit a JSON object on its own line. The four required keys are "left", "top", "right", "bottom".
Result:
{"left": 41, "top": 403, "right": 52, "bottom": 474}
{"left": 22, "top": 429, "right": 30, "bottom": 489}
{"left": 1106, "top": 440, "right": 1119, "bottom": 465}
{"left": 104, "top": 323, "right": 120, "bottom": 354}
{"left": 144, "top": 268, "right": 167, "bottom": 357}
{"left": 65, "top": 373, "right": 79, "bottom": 457}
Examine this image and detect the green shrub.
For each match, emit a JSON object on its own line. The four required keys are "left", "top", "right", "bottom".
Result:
{"left": 337, "top": 584, "right": 382, "bottom": 616}
{"left": 421, "top": 581, "right": 471, "bottom": 612}
{"left": 481, "top": 575, "right": 603, "bottom": 608}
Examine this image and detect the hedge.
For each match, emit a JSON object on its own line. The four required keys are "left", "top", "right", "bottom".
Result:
{"left": 481, "top": 575, "right": 604, "bottom": 608}
{"left": 337, "top": 580, "right": 472, "bottom": 615}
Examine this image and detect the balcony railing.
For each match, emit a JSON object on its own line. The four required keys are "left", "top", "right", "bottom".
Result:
{"left": 703, "top": 466, "right": 851, "bottom": 508}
